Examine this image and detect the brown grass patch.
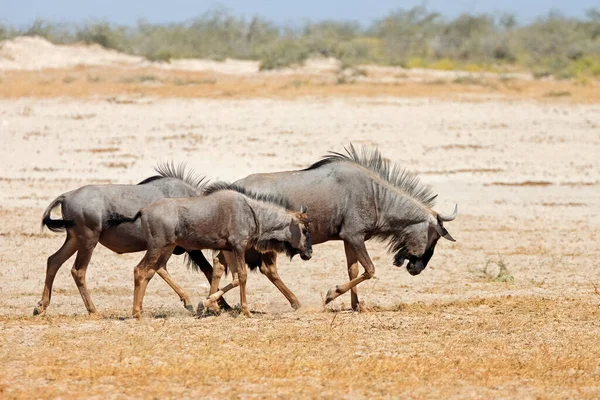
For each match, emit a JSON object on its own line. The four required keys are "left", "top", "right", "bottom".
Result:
{"left": 74, "top": 147, "right": 120, "bottom": 154}
{"left": 439, "top": 144, "right": 488, "bottom": 150}
{"left": 488, "top": 180, "right": 553, "bottom": 187}
{"left": 541, "top": 202, "right": 587, "bottom": 207}
{"left": 1, "top": 67, "right": 599, "bottom": 103}
{"left": 100, "top": 161, "right": 131, "bottom": 169}
{"left": 1, "top": 296, "right": 599, "bottom": 398}
{"left": 560, "top": 181, "right": 598, "bottom": 187}
{"left": 421, "top": 168, "right": 504, "bottom": 175}
{"left": 68, "top": 113, "right": 96, "bottom": 120}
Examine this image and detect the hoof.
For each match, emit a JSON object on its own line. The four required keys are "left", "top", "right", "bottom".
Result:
{"left": 33, "top": 307, "right": 44, "bottom": 316}
{"left": 197, "top": 302, "right": 220, "bottom": 318}
{"left": 218, "top": 299, "right": 233, "bottom": 312}
{"left": 196, "top": 301, "right": 205, "bottom": 317}
{"left": 291, "top": 302, "right": 302, "bottom": 311}
{"left": 325, "top": 287, "right": 338, "bottom": 304}
{"left": 184, "top": 304, "right": 195, "bottom": 314}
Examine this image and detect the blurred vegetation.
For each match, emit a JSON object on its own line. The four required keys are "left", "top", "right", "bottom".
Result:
{"left": 1, "top": 6, "right": 600, "bottom": 78}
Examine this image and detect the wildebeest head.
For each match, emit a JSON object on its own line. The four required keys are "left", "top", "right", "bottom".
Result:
{"left": 394, "top": 205, "right": 458, "bottom": 275}
{"left": 289, "top": 206, "right": 313, "bottom": 261}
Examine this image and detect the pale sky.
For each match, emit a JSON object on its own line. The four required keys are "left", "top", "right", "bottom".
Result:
{"left": 0, "top": 0, "right": 598, "bottom": 27}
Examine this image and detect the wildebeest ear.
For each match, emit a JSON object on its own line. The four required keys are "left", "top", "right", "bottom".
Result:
{"left": 299, "top": 205, "right": 308, "bottom": 214}
{"left": 435, "top": 223, "right": 456, "bottom": 242}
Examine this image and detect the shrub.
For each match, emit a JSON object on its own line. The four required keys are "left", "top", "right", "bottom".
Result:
{"left": 0, "top": 6, "right": 599, "bottom": 78}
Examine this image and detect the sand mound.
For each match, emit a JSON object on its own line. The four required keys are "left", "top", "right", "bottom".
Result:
{"left": 0, "top": 36, "right": 261, "bottom": 74}
{"left": 0, "top": 36, "right": 339, "bottom": 75}
{"left": 0, "top": 36, "right": 145, "bottom": 70}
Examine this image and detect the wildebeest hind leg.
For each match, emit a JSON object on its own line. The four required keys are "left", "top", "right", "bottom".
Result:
{"left": 236, "top": 249, "right": 251, "bottom": 318}
{"left": 156, "top": 267, "right": 193, "bottom": 313}
{"left": 133, "top": 247, "right": 173, "bottom": 318}
{"left": 198, "top": 251, "right": 240, "bottom": 316}
{"left": 71, "top": 231, "right": 100, "bottom": 314}
{"left": 34, "top": 231, "right": 78, "bottom": 315}
{"left": 188, "top": 250, "right": 232, "bottom": 311}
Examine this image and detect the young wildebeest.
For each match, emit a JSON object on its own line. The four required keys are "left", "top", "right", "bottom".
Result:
{"left": 37, "top": 164, "right": 230, "bottom": 316}
{"left": 112, "top": 183, "right": 312, "bottom": 318}
{"left": 212, "top": 144, "right": 457, "bottom": 311}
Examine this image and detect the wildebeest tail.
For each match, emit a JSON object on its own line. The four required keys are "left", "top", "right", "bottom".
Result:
{"left": 41, "top": 194, "right": 74, "bottom": 232}
{"left": 106, "top": 211, "right": 143, "bottom": 228}
{"left": 184, "top": 250, "right": 224, "bottom": 274}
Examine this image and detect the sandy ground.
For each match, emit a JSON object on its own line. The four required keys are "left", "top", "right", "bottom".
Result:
{"left": 0, "top": 42, "right": 599, "bottom": 398}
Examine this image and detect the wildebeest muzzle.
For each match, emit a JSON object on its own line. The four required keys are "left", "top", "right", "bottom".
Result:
{"left": 406, "top": 257, "right": 426, "bottom": 275}
{"left": 405, "top": 243, "right": 436, "bottom": 276}
{"left": 300, "top": 249, "right": 312, "bottom": 261}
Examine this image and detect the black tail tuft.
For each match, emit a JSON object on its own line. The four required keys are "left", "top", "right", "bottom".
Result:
{"left": 42, "top": 215, "right": 74, "bottom": 232}
{"left": 106, "top": 211, "right": 142, "bottom": 228}
{"left": 41, "top": 194, "right": 74, "bottom": 233}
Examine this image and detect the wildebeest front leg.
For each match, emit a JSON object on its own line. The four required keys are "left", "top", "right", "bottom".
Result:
{"left": 325, "top": 239, "right": 375, "bottom": 306}
{"left": 34, "top": 231, "right": 78, "bottom": 315}
{"left": 235, "top": 249, "right": 251, "bottom": 318}
{"left": 155, "top": 267, "right": 193, "bottom": 313}
{"left": 258, "top": 251, "right": 301, "bottom": 310}
{"left": 344, "top": 241, "right": 360, "bottom": 311}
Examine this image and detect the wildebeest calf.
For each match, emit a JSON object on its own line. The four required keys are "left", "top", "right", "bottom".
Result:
{"left": 113, "top": 183, "right": 312, "bottom": 318}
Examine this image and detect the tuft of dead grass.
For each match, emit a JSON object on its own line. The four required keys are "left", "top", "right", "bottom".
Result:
{"left": 471, "top": 257, "right": 515, "bottom": 283}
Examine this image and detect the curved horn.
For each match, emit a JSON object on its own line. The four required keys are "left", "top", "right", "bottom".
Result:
{"left": 438, "top": 204, "right": 458, "bottom": 222}
{"left": 434, "top": 224, "right": 456, "bottom": 242}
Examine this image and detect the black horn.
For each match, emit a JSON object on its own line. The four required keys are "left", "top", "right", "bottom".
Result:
{"left": 438, "top": 204, "right": 458, "bottom": 222}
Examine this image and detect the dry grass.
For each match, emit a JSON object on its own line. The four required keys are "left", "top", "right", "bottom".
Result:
{"left": 74, "top": 147, "right": 120, "bottom": 154}
{"left": 487, "top": 181, "right": 554, "bottom": 187}
{"left": 1, "top": 67, "right": 600, "bottom": 103}
{"left": 1, "top": 296, "right": 599, "bottom": 399}
{"left": 420, "top": 168, "right": 504, "bottom": 175}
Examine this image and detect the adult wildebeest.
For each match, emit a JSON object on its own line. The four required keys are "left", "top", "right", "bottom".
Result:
{"left": 211, "top": 144, "right": 457, "bottom": 311}
{"left": 37, "top": 163, "right": 230, "bottom": 316}
{"left": 111, "top": 182, "right": 312, "bottom": 318}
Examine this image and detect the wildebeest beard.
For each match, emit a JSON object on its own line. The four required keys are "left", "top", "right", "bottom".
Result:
{"left": 256, "top": 239, "right": 299, "bottom": 260}
{"left": 393, "top": 240, "right": 438, "bottom": 276}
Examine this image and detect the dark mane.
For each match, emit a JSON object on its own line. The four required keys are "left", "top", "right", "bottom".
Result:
{"left": 149, "top": 161, "right": 207, "bottom": 189}
{"left": 203, "top": 182, "right": 294, "bottom": 210}
{"left": 137, "top": 175, "right": 163, "bottom": 185}
{"left": 304, "top": 143, "right": 437, "bottom": 208}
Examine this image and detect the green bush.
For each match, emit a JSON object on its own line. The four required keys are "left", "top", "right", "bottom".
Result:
{"left": 259, "top": 38, "right": 309, "bottom": 70}
{"left": 75, "top": 21, "right": 128, "bottom": 51}
{"left": 0, "top": 6, "right": 599, "bottom": 78}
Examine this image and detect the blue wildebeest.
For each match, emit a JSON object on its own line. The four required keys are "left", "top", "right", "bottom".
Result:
{"left": 37, "top": 163, "right": 230, "bottom": 315}
{"left": 211, "top": 144, "right": 457, "bottom": 311}
{"left": 110, "top": 182, "right": 312, "bottom": 318}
